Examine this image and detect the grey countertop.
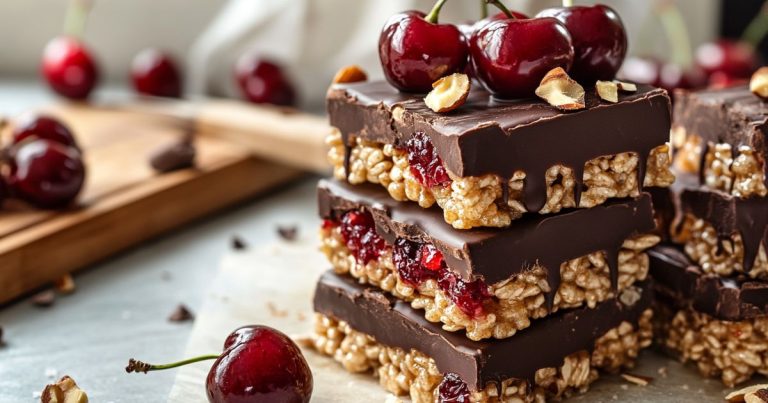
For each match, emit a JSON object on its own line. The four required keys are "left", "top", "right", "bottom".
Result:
{"left": 0, "top": 80, "right": 322, "bottom": 402}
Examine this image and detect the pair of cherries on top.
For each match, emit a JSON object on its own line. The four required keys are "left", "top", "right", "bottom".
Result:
{"left": 1, "top": 115, "right": 85, "bottom": 209}
{"left": 379, "top": 0, "right": 627, "bottom": 98}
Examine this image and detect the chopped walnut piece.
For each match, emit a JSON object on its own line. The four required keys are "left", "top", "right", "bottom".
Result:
{"left": 535, "top": 67, "right": 585, "bottom": 111}
{"left": 41, "top": 376, "right": 88, "bottom": 403}
{"left": 424, "top": 73, "right": 470, "bottom": 113}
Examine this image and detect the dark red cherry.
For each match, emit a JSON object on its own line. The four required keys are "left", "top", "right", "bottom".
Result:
{"left": 379, "top": 0, "right": 468, "bottom": 92}
{"left": 469, "top": 16, "right": 573, "bottom": 98}
{"left": 437, "top": 373, "right": 471, "bottom": 403}
{"left": 206, "top": 325, "right": 313, "bottom": 403}
{"left": 12, "top": 114, "right": 78, "bottom": 149}
{"left": 8, "top": 139, "right": 85, "bottom": 209}
{"left": 460, "top": 11, "right": 529, "bottom": 78}
{"left": 696, "top": 39, "right": 757, "bottom": 81}
{"left": 536, "top": 4, "right": 627, "bottom": 83}
{"left": 235, "top": 54, "right": 296, "bottom": 107}
{"left": 617, "top": 56, "right": 663, "bottom": 87}
{"left": 131, "top": 49, "right": 182, "bottom": 98}
{"left": 42, "top": 36, "right": 99, "bottom": 100}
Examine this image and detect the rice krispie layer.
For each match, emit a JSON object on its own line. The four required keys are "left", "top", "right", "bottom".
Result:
{"left": 311, "top": 271, "right": 653, "bottom": 402}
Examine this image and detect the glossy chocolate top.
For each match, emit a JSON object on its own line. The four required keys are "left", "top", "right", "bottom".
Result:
{"left": 314, "top": 271, "right": 652, "bottom": 390}
{"left": 673, "top": 86, "right": 768, "bottom": 168}
{"left": 328, "top": 80, "right": 671, "bottom": 212}
{"left": 650, "top": 245, "right": 768, "bottom": 320}
{"left": 318, "top": 179, "right": 655, "bottom": 307}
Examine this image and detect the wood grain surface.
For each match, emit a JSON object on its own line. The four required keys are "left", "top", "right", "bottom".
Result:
{"left": 0, "top": 103, "right": 304, "bottom": 304}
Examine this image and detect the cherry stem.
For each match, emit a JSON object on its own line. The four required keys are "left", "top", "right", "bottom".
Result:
{"left": 63, "top": 0, "right": 92, "bottom": 38}
{"left": 425, "top": 0, "right": 448, "bottom": 24}
{"left": 125, "top": 355, "right": 219, "bottom": 374}
{"left": 480, "top": 0, "right": 488, "bottom": 19}
{"left": 655, "top": 0, "right": 693, "bottom": 69}
{"left": 741, "top": 1, "right": 768, "bottom": 48}
{"left": 485, "top": 0, "right": 516, "bottom": 19}
{"left": 562, "top": 0, "right": 574, "bottom": 7}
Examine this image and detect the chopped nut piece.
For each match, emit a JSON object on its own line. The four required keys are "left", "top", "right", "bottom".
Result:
{"left": 596, "top": 80, "right": 619, "bottom": 103}
{"left": 41, "top": 376, "right": 88, "bottom": 403}
{"left": 277, "top": 225, "right": 298, "bottom": 241}
{"left": 31, "top": 290, "right": 55, "bottom": 308}
{"left": 727, "top": 384, "right": 768, "bottom": 402}
{"left": 424, "top": 73, "right": 470, "bottom": 113}
{"left": 615, "top": 80, "right": 638, "bottom": 92}
{"left": 168, "top": 304, "right": 194, "bottom": 322}
{"left": 535, "top": 67, "right": 585, "bottom": 111}
{"left": 620, "top": 372, "right": 652, "bottom": 386}
{"left": 750, "top": 67, "right": 768, "bottom": 100}
{"left": 332, "top": 65, "right": 368, "bottom": 84}
{"left": 54, "top": 274, "right": 76, "bottom": 295}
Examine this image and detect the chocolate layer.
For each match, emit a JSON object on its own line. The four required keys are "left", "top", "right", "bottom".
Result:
{"left": 677, "top": 179, "right": 768, "bottom": 273}
{"left": 318, "top": 179, "right": 655, "bottom": 307}
{"left": 649, "top": 245, "right": 768, "bottom": 321}
{"left": 328, "top": 81, "right": 671, "bottom": 212}
{"left": 673, "top": 86, "right": 768, "bottom": 183}
{"left": 314, "top": 271, "right": 652, "bottom": 390}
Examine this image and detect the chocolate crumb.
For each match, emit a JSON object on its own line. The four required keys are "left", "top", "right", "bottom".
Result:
{"left": 168, "top": 304, "right": 194, "bottom": 322}
{"left": 277, "top": 225, "right": 298, "bottom": 241}
{"left": 31, "top": 290, "right": 55, "bottom": 307}
{"left": 149, "top": 138, "right": 196, "bottom": 173}
{"left": 231, "top": 236, "right": 248, "bottom": 250}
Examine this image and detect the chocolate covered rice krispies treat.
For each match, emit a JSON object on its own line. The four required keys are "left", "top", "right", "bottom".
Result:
{"left": 650, "top": 245, "right": 768, "bottom": 387}
{"left": 312, "top": 271, "right": 653, "bottom": 403}
{"left": 318, "top": 179, "right": 659, "bottom": 341}
{"left": 327, "top": 81, "right": 674, "bottom": 229}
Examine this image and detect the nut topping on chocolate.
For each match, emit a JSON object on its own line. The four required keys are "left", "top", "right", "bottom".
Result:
{"left": 332, "top": 65, "right": 368, "bottom": 84}
{"left": 614, "top": 80, "right": 637, "bottom": 92}
{"left": 619, "top": 285, "right": 642, "bottom": 307}
{"left": 424, "top": 73, "right": 470, "bottom": 113}
{"left": 750, "top": 67, "right": 768, "bottom": 100}
{"left": 596, "top": 80, "right": 619, "bottom": 103}
{"left": 727, "top": 384, "right": 768, "bottom": 402}
{"left": 535, "top": 67, "right": 585, "bottom": 111}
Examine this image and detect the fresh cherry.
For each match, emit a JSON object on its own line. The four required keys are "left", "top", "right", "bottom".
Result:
{"left": 7, "top": 139, "right": 85, "bottom": 209}
{"left": 695, "top": 39, "right": 757, "bottom": 83}
{"left": 11, "top": 114, "right": 79, "bottom": 149}
{"left": 379, "top": 0, "right": 468, "bottom": 92}
{"left": 42, "top": 36, "right": 99, "bottom": 100}
{"left": 460, "top": 11, "right": 529, "bottom": 78}
{"left": 536, "top": 4, "right": 627, "bottom": 83}
{"left": 131, "top": 49, "right": 182, "bottom": 98}
{"left": 127, "top": 325, "right": 313, "bottom": 403}
{"left": 470, "top": 2, "right": 573, "bottom": 98}
{"left": 235, "top": 54, "right": 296, "bottom": 107}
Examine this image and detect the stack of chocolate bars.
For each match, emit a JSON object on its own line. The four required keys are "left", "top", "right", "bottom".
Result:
{"left": 651, "top": 86, "right": 768, "bottom": 387}
{"left": 311, "top": 80, "right": 674, "bottom": 401}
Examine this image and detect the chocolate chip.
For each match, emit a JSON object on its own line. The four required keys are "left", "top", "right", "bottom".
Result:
{"left": 31, "top": 290, "right": 55, "bottom": 307}
{"left": 231, "top": 236, "right": 248, "bottom": 250}
{"left": 277, "top": 225, "right": 298, "bottom": 241}
{"left": 168, "top": 304, "right": 194, "bottom": 322}
{"left": 149, "top": 139, "right": 196, "bottom": 173}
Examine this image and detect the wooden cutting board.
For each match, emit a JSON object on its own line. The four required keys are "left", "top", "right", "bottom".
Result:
{"left": 0, "top": 102, "right": 313, "bottom": 305}
{"left": 167, "top": 241, "right": 738, "bottom": 403}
